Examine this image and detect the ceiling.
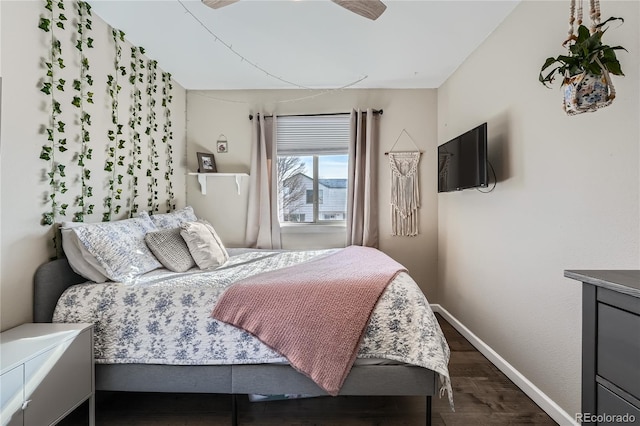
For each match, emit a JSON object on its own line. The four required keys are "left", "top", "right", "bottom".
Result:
{"left": 87, "top": 0, "right": 520, "bottom": 90}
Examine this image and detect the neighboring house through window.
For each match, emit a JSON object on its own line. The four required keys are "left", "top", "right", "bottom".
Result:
{"left": 277, "top": 114, "right": 349, "bottom": 224}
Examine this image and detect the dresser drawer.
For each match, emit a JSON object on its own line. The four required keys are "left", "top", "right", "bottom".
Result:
{"left": 597, "top": 303, "right": 640, "bottom": 398}
{"left": 597, "top": 385, "right": 640, "bottom": 425}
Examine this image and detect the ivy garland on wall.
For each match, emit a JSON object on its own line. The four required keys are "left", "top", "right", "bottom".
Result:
{"left": 146, "top": 59, "right": 159, "bottom": 213}
{"left": 128, "top": 46, "right": 144, "bottom": 216}
{"left": 39, "top": 0, "right": 69, "bottom": 254}
{"left": 162, "top": 71, "right": 176, "bottom": 211}
{"left": 38, "top": 0, "right": 69, "bottom": 255}
{"left": 72, "top": 0, "right": 94, "bottom": 222}
{"left": 104, "top": 29, "right": 126, "bottom": 222}
{"left": 38, "top": 0, "right": 177, "bottom": 251}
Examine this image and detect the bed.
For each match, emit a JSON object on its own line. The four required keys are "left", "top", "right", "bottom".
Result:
{"left": 32, "top": 211, "right": 452, "bottom": 426}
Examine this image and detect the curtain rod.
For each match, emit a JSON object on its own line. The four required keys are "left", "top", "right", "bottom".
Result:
{"left": 248, "top": 110, "right": 383, "bottom": 120}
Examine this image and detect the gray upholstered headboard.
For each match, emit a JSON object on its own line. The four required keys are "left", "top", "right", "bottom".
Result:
{"left": 33, "top": 258, "right": 86, "bottom": 323}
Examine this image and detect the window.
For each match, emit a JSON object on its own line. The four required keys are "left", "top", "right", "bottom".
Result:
{"left": 277, "top": 115, "right": 350, "bottom": 224}
{"left": 283, "top": 213, "right": 306, "bottom": 222}
{"left": 306, "top": 190, "right": 323, "bottom": 204}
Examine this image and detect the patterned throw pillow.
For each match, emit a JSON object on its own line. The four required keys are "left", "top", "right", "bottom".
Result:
{"left": 72, "top": 212, "right": 161, "bottom": 282}
{"left": 145, "top": 206, "right": 198, "bottom": 230}
{"left": 145, "top": 228, "right": 196, "bottom": 273}
{"left": 60, "top": 222, "right": 109, "bottom": 283}
{"left": 180, "top": 220, "right": 229, "bottom": 270}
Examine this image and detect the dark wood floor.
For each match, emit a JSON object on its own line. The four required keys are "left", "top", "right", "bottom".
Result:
{"left": 61, "top": 314, "right": 557, "bottom": 425}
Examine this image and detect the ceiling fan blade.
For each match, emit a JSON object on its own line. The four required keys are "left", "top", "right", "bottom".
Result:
{"left": 202, "top": 0, "right": 240, "bottom": 10}
{"left": 331, "top": 0, "right": 387, "bottom": 20}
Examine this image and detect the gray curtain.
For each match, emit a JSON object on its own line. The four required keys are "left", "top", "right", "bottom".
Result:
{"left": 245, "top": 113, "right": 281, "bottom": 249}
{"left": 346, "top": 108, "right": 379, "bottom": 248}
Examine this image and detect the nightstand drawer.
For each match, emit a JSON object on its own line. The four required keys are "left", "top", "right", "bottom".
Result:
{"left": 0, "top": 323, "right": 94, "bottom": 426}
{"left": 597, "top": 303, "right": 640, "bottom": 398}
{"left": 23, "top": 328, "right": 92, "bottom": 426}
{"left": 597, "top": 385, "right": 640, "bottom": 425}
{"left": 0, "top": 365, "right": 24, "bottom": 426}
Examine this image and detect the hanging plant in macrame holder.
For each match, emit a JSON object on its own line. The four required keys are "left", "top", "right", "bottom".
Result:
{"left": 563, "top": 66, "right": 613, "bottom": 115}
{"left": 539, "top": 0, "right": 626, "bottom": 116}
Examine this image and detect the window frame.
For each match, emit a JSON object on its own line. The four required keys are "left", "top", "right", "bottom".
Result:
{"left": 275, "top": 113, "right": 350, "bottom": 227}
{"left": 280, "top": 154, "right": 346, "bottom": 225}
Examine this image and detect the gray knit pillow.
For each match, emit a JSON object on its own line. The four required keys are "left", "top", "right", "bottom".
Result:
{"left": 145, "top": 228, "right": 196, "bottom": 273}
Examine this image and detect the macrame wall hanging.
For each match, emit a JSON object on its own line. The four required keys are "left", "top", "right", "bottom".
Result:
{"left": 387, "top": 129, "right": 421, "bottom": 237}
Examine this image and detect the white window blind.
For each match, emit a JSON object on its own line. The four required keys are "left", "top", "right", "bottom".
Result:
{"left": 276, "top": 114, "right": 350, "bottom": 155}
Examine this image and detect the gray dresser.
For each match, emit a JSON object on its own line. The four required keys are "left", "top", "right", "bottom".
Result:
{"left": 565, "top": 270, "right": 640, "bottom": 425}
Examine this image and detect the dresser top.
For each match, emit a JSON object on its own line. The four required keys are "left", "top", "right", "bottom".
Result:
{"left": 0, "top": 323, "right": 92, "bottom": 374}
{"left": 565, "top": 270, "right": 640, "bottom": 298}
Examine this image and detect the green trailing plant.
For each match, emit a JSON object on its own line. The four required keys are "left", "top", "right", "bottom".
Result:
{"left": 128, "top": 46, "right": 145, "bottom": 216}
{"left": 162, "top": 71, "right": 175, "bottom": 211}
{"left": 39, "top": 0, "right": 69, "bottom": 251}
{"left": 38, "top": 0, "right": 67, "bottom": 32}
{"left": 146, "top": 59, "right": 159, "bottom": 212}
{"left": 104, "top": 29, "right": 127, "bottom": 221}
{"left": 38, "top": 0, "right": 175, "bottom": 236}
{"left": 72, "top": 0, "right": 94, "bottom": 222}
{"left": 138, "top": 48, "right": 146, "bottom": 84}
{"left": 39, "top": 0, "right": 176, "bottom": 233}
{"left": 539, "top": 17, "right": 626, "bottom": 88}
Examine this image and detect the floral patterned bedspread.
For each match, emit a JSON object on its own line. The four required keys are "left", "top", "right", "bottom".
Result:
{"left": 53, "top": 248, "right": 452, "bottom": 399}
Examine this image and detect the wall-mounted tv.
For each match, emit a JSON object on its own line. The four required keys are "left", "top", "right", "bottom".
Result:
{"left": 438, "top": 122, "right": 488, "bottom": 193}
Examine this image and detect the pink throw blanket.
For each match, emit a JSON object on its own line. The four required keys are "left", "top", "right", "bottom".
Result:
{"left": 211, "top": 245, "right": 407, "bottom": 395}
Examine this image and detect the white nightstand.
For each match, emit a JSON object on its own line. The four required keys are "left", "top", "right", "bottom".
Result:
{"left": 0, "top": 323, "right": 94, "bottom": 426}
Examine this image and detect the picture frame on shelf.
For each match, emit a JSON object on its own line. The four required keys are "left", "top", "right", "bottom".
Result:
{"left": 197, "top": 152, "right": 217, "bottom": 173}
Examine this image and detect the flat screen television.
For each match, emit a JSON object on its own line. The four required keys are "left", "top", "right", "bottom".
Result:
{"left": 438, "top": 122, "right": 488, "bottom": 193}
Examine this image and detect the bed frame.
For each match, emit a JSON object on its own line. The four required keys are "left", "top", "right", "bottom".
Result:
{"left": 34, "top": 259, "right": 436, "bottom": 425}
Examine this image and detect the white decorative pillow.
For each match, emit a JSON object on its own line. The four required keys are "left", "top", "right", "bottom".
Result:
{"left": 180, "top": 220, "right": 229, "bottom": 270}
{"left": 145, "top": 206, "right": 198, "bottom": 230}
{"left": 145, "top": 228, "right": 196, "bottom": 273}
{"left": 72, "top": 212, "right": 162, "bottom": 282}
{"left": 60, "top": 222, "right": 109, "bottom": 283}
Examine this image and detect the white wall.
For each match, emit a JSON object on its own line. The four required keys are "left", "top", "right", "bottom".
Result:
{"left": 0, "top": 1, "right": 187, "bottom": 331}
{"left": 437, "top": 0, "right": 639, "bottom": 418}
{"left": 186, "top": 89, "right": 440, "bottom": 298}
{"left": 4, "top": 0, "right": 637, "bottom": 418}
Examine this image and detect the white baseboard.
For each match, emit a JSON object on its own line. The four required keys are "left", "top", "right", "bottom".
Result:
{"left": 430, "top": 304, "right": 578, "bottom": 426}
